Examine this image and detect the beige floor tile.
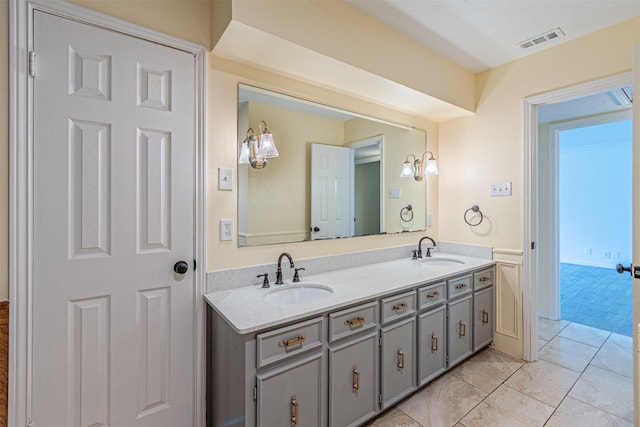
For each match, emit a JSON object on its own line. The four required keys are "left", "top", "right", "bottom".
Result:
{"left": 558, "top": 322, "right": 611, "bottom": 347}
{"left": 460, "top": 385, "right": 554, "bottom": 427}
{"left": 364, "top": 407, "right": 420, "bottom": 427}
{"left": 545, "top": 396, "right": 633, "bottom": 427}
{"left": 538, "top": 337, "right": 548, "bottom": 350}
{"left": 569, "top": 365, "right": 634, "bottom": 422}
{"left": 504, "top": 359, "right": 580, "bottom": 407}
{"left": 538, "top": 336, "right": 598, "bottom": 372}
{"left": 398, "top": 373, "right": 487, "bottom": 427}
{"left": 449, "top": 349, "right": 524, "bottom": 393}
{"left": 591, "top": 333, "right": 633, "bottom": 378}
{"left": 538, "top": 318, "right": 570, "bottom": 341}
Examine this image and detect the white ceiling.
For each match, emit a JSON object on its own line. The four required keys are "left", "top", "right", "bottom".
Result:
{"left": 347, "top": 0, "right": 640, "bottom": 73}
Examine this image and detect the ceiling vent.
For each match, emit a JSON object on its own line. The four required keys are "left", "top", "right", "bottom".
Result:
{"left": 518, "top": 27, "right": 565, "bottom": 49}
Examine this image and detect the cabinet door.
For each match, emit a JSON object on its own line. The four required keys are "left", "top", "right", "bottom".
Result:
{"left": 380, "top": 317, "right": 416, "bottom": 409}
{"left": 447, "top": 295, "right": 473, "bottom": 368}
{"left": 418, "top": 305, "right": 446, "bottom": 386}
{"left": 256, "top": 353, "right": 323, "bottom": 427}
{"left": 474, "top": 286, "right": 494, "bottom": 352}
{"left": 329, "top": 333, "right": 378, "bottom": 427}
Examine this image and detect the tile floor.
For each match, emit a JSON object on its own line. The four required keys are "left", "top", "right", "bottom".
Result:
{"left": 560, "top": 263, "right": 632, "bottom": 336}
{"left": 367, "top": 318, "right": 633, "bottom": 427}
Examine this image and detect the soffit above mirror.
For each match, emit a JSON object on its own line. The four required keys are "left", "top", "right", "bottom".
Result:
{"left": 213, "top": 20, "right": 475, "bottom": 123}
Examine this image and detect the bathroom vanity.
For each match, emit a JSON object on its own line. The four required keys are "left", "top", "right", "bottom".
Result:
{"left": 205, "top": 253, "right": 494, "bottom": 426}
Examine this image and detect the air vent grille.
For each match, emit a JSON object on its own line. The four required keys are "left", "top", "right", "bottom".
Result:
{"left": 519, "top": 27, "right": 565, "bottom": 49}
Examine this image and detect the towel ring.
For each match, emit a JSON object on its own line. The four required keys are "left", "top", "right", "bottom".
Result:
{"left": 400, "top": 205, "right": 414, "bottom": 222}
{"left": 464, "top": 205, "right": 483, "bottom": 226}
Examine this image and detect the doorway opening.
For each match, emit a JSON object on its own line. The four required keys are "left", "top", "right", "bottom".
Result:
{"left": 537, "top": 107, "right": 633, "bottom": 337}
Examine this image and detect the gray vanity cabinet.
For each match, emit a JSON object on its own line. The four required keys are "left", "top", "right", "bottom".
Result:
{"left": 447, "top": 294, "right": 473, "bottom": 368}
{"left": 327, "top": 302, "right": 379, "bottom": 427}
{"left": 328, "top": 333, "right": 378, "bottom": 427}
{"left": 380, "top": 316, "right": 416, "bottom": 409}
{"left": 256, "top": 352, "right": 324, "bottom": 427}
{"left": 417, "top": 304, "right": 447, "bottom": 386}
{"left": 473, "top": 268, "right": 494, "bottom": 352}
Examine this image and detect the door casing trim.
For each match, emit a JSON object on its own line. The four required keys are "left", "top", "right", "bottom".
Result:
{"left": 9, "top": 1, "right": 207, "bottom": 425}
{"left": 522, "top": 71, "right": 632, "bottom": 362}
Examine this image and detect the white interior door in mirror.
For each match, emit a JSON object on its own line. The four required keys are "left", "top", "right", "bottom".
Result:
{"left": 311, "top": 143, "right": 353, "bottom": 240}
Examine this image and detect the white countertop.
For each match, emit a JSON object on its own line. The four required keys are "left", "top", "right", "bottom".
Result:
{"left": 204, "top": 253, "right": 495, "bottom": 335}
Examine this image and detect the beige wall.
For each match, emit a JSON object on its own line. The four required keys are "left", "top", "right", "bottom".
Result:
{"left": 439, "top": 16, "right": 640, "bottom": 357}
{"left": 439, "top": 17, "right": 640, "bottom": 252}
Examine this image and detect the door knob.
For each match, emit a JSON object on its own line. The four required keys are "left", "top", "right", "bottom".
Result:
{"left": 312, "top": 226, "right": 320, "bottom": 232}
{"left": 174, "top": 261, "right": 189, "bottom": 274}
{"left": 616, "top": 263, "right": 632, "bottom": 276}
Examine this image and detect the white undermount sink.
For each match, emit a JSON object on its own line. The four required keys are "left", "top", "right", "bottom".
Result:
{"left": 264, "top": 284, "right": 334, "bottom": 305}
{"left": 421, "top": 257, "right": 465, "bottom": 266}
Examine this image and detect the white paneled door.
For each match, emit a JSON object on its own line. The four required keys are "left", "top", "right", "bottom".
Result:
{"left": 32, "top": 11, "right": 196, "bottom": 427}
{"left": 310, "top": 143, "right": 353, "bottom": 240}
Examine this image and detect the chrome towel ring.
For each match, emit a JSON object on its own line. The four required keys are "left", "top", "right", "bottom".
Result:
{"left": 464, "top": 205, "right": 484, "bottom": 226}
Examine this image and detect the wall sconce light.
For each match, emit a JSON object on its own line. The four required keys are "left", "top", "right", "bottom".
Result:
{"left": 238, "top": 120, "right": 279, "bottom": 169}
{"left": 400, "top": 151, "right": 439, "bottom": 181}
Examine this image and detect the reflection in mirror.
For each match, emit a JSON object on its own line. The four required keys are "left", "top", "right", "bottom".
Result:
{"left": 238, "top": 84, "right": 428, "bottom": 247}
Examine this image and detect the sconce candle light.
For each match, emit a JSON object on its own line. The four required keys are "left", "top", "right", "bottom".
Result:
{"left": 238, "top": 120, "right": 279, "bottom": 169}
{"left": 400, "top": 151, "right": 438, "bottom": 181}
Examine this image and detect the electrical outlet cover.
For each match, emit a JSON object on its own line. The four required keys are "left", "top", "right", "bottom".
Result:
{"left": 220, "top": 219, "right": 233, "bottom": 241}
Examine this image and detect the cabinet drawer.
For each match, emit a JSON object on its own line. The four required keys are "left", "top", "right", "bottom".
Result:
{"left": 474, "top": 268, "right": 494, "bottom": 291}
{"left": 417, "top": 281, "right": 446, "bottom": 311}
{"left": 381, "top": 291, "right": 416, "bottom": 325}
{"left": 447, "top": 275, "right": 472, "bottom": 299}
{"left": 256, "top": 317, "right": 324, "bottom": 369}
{"left": 329, "top": 301, "right": 378, "bottom": 343}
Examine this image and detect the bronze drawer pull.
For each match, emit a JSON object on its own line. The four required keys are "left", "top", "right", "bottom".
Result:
{"left": 454, "top": 283, "right": 467, "bottom": 290}
{"left": 392, "top": 302, "right": 409, "bottom": 312}
{"left": 290, "top": 395, "right": 298, "bottom": 427}
{"left": 397, "top": 349, "right": 405, "bottom": 369}
{"left": 426, "top": 291, "right": 441, "bottom": 299}
{"left": 352, "top": 366, "right": 360, "bottom": 392}
{"left": 482, "top": 310, "right": 489, "bottom": 324}
{"left": 279, "top": 334, "right": 306, "bottom": 348}
{"left": 479, "top": 276, "right": 491, "bottom": 282}
{"left": 345, "top": 316, "right": 365, "bottom": 327}
{"left": 459, "top": 321, "right": 466, "bottom": 337}
{"left": 431, "top": 333, "right": 438, "bottom": 351}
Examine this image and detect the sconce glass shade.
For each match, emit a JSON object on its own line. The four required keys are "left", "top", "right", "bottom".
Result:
{"left": 400, "top": 159, "right": 415, "bottom": 178}
{"left": 238, "top": 141, "right": 251, "bottom": 164}
{"left": 425, "top": 158, "right": 439, "bottom": 175}
{"left": 257, "top": 132, "right": 279, "bottom": 158}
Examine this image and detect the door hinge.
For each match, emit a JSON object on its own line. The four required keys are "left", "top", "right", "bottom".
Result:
{"left": 531, "top": 241, "right": 536, "bottom": 250}
{"left": 378, "top": 393, "right": 382, "bottom": 405}
{"left": 28, "top": 51, "right": 36, "bottom": 78}
{"left": 252, "top": 385, "right": 257, "bottom": 401}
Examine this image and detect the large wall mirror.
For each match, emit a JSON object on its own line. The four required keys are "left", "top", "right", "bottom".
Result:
{"left": 238, "top": 84, "right": 429, "bottom": 247}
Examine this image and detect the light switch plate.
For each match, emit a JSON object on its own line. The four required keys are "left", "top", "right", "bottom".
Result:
{"left": 220, "top": 219, "right": 233, "bottom": 241}
{"left": 490, "top": 181, "right": 512, "bottom": 196}
{"left": 218, "top": 167, "right": 233, "bottom": 191}
{"left": 388, "top": 188, "right": 401, "bottom": 199}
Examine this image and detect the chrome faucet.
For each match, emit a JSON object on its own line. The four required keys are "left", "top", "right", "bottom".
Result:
{"left": 275, "top": 252, "right": 295, "bottom": 284}
{"left": 417, "top": 236, "right": 437, "bottom": 258}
